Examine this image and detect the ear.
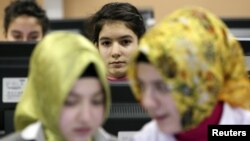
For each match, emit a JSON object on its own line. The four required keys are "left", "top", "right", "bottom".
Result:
{"left": 3, "top": 31, "right": 8, "bottom": 41}
{"left": 3, "top": 31, "right": 7, "bottom": 37}
{"left": 95, "top": 42, "right": 99, "bottom": 49}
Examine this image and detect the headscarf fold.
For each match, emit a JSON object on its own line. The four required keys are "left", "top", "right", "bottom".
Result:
{"left": 14, "top": 31, "right": 110, "bottom": 141}
{"left": 128, "top": 6, "right": 250, "bottom": 130}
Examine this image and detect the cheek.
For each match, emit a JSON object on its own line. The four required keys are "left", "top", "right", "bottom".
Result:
{"left": 98, "top": 48, "right": 109, "bottom": 59}
{"left": 6, "top": 35, "right": 17, "bottom": 41}
{"left": 92, "top": 107, "right": 105, "bottom": 123}
{"left": 59, "top": 109, "right": 76, "bottom": 133}
{"left": 164, "top": 96, "right": 179, "bottom": 115}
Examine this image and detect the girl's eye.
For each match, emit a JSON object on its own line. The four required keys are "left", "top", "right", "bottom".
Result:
{"left": 64, "top": 95, "right": 78, "bottom": 107}
{"left": 120, "top": 39, "right": 132, "bottom": 46}
{"left": 92, "top": 99, "right": 104, "bottom": 106}
{"left": 155, "top": 83, "right": 171, "bottom": 94}
{"left": 100, "top": 41, "right": 111, "bottom": 47}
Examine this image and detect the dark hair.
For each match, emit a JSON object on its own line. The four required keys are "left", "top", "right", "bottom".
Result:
{"left": 80, "top": 63, "right": 98, "bottom": 78}
{"left": 4, "top": 0, "right": 49, "bottom": 35}
{"left": 89, "top": 2, "right": 146, "bottom": 43}
{"left": 137, "top": 52, "right": 149, "bottom": 63}
{"left": 80, "top": 63, "right": 106, "bottom": 105}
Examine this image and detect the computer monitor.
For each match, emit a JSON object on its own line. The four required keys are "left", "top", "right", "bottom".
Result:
{"left": 0, "top": 41, "right": 36, "bottom": 137}
{"left": 239, "top": 39, "right": 250, "bottom": 76}
{"left": 223, "top": 18, "right": 250, "bottom": 39}
{"left": 103, "top": 82, "right": 150, "bottom": 136}
{"left": 48, "top": 18, "right": 89, "bottom": 39}
{"left": 139, "top": 9, "right": 155, "bottom": 29}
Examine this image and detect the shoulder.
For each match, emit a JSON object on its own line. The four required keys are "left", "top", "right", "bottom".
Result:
{"left": 0, "top": 122, "right": 43, "bottom": 141}
{"left": 133, "top": 120, "right": 176, "bottom": 141}
{"left": 0, "top": 132, "right": 23, "bottom": 141}
{"left": 138, "top": 120, "right": 158, "bottom": 133}
{"left": 133, "top": 120, "right": 159, "bottom": 141}
{"left": 220, "top": 102, "right": 250, "bottom": 124}
{"left": 93, "top": 128, "right": 118, "bottom": 141}
{"left": 2, "top": 122, "right": 45, "bottom": 141}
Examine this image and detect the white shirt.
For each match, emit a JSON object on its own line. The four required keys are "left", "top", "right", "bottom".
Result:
{"left": 132, "top": 103, "right": 250, "bottom": 141}
{"left": 133, "top": 120, "right": 176, "bottom": 141}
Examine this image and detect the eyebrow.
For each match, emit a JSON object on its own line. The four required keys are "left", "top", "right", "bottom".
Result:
{"left": 69, "top": 89, "right": 104, "bottom": 98}
{"left": 99, "top": 35, "right": 133, "bottom": 41}
{"left": 119, "top": 35, "right": 133, "bottom": 39}
{"left": 153, "top": 80, "right": 165, "bottom": 86}
{"left": 29, "top": 31, "right": 40, "bottom": 35}
{"left": 11, "top": 30, "right": 40, "bottom": 35}
{"left": 99, "top": 37, "right": 111, "bottom": 41}
{"left": 11, "top": 30, "right": 22, "bottom": 34}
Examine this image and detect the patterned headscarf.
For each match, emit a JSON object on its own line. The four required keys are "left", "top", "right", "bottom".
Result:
{"left": 14, "top": 31, "right": 110, "bottom": 140}
{"left": 128, "top": 6, "right": 250, "bottom": 130}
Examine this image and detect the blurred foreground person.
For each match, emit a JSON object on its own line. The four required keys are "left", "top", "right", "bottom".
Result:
{"left": 128, "top": 7, "right": 250, "bottom": 141}
{"left": 1, "top": 31, "right": 117, "bottom": 141}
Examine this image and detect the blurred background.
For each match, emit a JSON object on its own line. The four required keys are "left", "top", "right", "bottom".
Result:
{"left": 0, "top": 0, "right": 250, "bottom": 40}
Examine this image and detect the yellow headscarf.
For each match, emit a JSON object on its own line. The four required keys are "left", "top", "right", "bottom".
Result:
{"left": 14, "top": 31, "right": 110, "bottom": 140}
{"left": 128, "top": 6, "right": 250, "bottom": 130}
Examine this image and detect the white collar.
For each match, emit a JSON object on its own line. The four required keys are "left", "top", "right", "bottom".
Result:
{"left": 219, "top": 102, "right": 250, "bottom": 124}
{"left": 21, "top": 121, "right": 45, "bottom": 141}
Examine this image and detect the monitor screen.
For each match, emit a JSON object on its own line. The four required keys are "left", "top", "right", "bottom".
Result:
{"left": 48, "top": 18, "right": 89, "bottom": 39}
{"left": 239, "top": 39, "right": 250, "bottom": 76}
{"left": 109, "top": 81, "right": 149, "bottom": 119}
{"left": 0, "top": 41, "right": 36, "bottom": 137}
{"left": 223, "top": 18, "right": 250, "bottom": 39}
{"left": 103, "top": 82, "right": 150, "bottom": 136}
{"left": 139, "top": 9, "right": 155, "bottom": 29}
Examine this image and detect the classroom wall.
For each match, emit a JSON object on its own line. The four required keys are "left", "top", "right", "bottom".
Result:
{"left": 64, "top": 0, "right": 250, "bottom": 22}
{"left": 0, "top": 0, "right": 250, "bottom": 40}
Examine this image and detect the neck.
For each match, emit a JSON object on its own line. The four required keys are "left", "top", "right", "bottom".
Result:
{"left": 107, "top": 75, "right": 127, "bottom": 81}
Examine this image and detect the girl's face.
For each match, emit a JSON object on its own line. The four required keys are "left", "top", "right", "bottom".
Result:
{"left": 137, "top": 62, "right": 182, "bottom": 134}
{"left": 98, "top": 21, "right": 138, "bottom": 78}
{"left": 59, "top": 77, "right": 105, "bottom": 141}
{"left": 5, "top": 15, "right": 43, "bottom": 41}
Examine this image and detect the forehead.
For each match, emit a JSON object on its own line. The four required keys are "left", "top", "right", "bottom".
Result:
{"left": 69, "top": 77, "right": 103, "bottom": 97}
{"left": 8, "top": 15, "right": 41, "bottom": 30}
{"left": 99, "top": 21, "right": 137, "bottom": 38}
{"left": 137, "top": 62, "right": 163, "bottom": 82}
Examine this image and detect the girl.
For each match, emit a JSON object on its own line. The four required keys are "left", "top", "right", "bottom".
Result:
{"left": 1, "top": 31, "right": 117, "bottom": 141}
{"left": 89, "top": 2, "right": 146, "bottom": 81}
{"left": 128, "top": 7, "right": 250, "bottom": 141}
